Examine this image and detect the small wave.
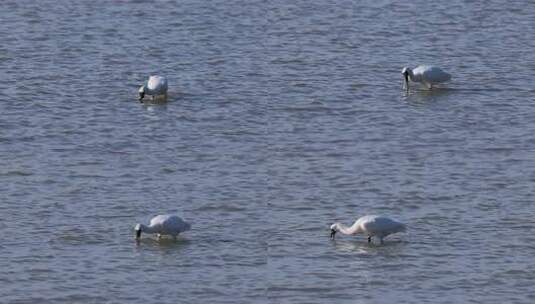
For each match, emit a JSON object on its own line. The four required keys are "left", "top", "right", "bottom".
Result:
{"left": 0, "top": 170, "right": 33, "bottom": 177}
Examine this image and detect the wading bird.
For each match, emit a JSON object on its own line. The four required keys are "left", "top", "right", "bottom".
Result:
{"left": 135, "top": 214, "right": 191, "bottom": 240}
{"left": 330, "top": 215, "right": 406, "bottom": 244}
{"left": 138, "top": 75, "right": 168, "bottom": 102}
{"left": 402, "top": 65, "right": 451, "bottom": 90}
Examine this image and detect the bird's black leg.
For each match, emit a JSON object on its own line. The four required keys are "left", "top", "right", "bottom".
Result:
{"left": 368, "top": 236, "right": 372, "bottom": 243}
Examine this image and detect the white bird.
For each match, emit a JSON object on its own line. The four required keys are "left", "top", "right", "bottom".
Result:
{"left": 135, "top": 214, "right": 191, "bottom": 240}
{"left": 401, "top": 65, "right": 451, "bottom": 90}
{"left": 138, "top": 75, "right": 168, "bottom": 102}
{"left": 330, "top": 215, "right": 406, "bottom": 243}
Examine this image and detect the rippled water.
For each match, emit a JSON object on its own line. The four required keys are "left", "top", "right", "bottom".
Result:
{"left": 2, "top": 0, "right": 535, "bottom": 303}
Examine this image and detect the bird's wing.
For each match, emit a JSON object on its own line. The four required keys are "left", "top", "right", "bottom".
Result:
{"left": 164, "top": 216, "right": 189, "bottom": 233}
{"left": 160, "top": 77, "right": 168, "bottom": 92}
{"left": 159, "top": 76, "right": 167, "bottom": 85}
{"left": 377, "top": 217, "right": 405, "bottom": 234}
{"left": 363, "top": 217, "right": 403, "bottom": 234}
{"left": 147, "top": 77, "right": 162, "bottom": 91}
{"left": 360, "top": 217, "right": 381, "bottom": 234}
{"left": 422, "top": 67, "right": 451, "bottom": 82}
{"left": 149, "top": 215, "right": 168, "bottom": 227}
{"left": 146, "top": 76, "right": 168, "bottom": 94}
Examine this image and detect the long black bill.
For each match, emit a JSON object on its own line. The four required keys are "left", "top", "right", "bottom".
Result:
{"left": 135, "top": 229, "right": 141, "bottom": 239}
{"left": 403, "top": 73, "right": 409, "bottom": 91}
{"left": 330, "top": 229, "right": 336, "bottom": 239}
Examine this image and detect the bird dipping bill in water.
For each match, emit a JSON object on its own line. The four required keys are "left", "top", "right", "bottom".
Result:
{"left": 138, "top": 75, "right": 168, "bottom": 102}
{"left": 402, "top": 65, "right": 451, "bottom": 90}
{"left": 135, "top": 214, "right": 191, "bottom": 240}
{"left": 330, "top": 215, "right": 406, "bottom": 243}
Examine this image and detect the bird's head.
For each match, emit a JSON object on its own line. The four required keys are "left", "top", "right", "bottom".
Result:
{"left": 134, "top": 223, "right": 142, "bottom": 239}
{"left": 138, "top": 86, "right": 145, "bottom": 102}
{"left": 330, "top": 223, "right": 339, "bottom": 239}
{"left": 401, "top": 67, "right": 411, "bottom": 90}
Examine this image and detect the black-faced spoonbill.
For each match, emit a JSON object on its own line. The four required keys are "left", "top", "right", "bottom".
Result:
{"left": 135, "top": 214, "right": 191, "bottom": 240}
{"left": 402, "top": 65, "right": 451, "bottom": 90}
{"left": 330, "top": 215, "right": 406, "bottom": 244}
{"left": 138, "top": 75, "right": 168, "bottom": 102}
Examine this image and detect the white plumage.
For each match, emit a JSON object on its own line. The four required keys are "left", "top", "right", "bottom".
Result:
{"left": 138, "top": 75, "right": 168, "bottom": 102}
{"left": 402, "top": 65, "right": 451, "bottom": 90}
{"left": 135, "top": 214, "right": 191, "bottom": 240}
{"left": 330, "top": 215, "right": 406, "bottom": 243}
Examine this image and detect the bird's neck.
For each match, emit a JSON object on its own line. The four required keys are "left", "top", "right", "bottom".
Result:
{"left": 140, "top": 224, "right": 157, "bottom": 234}
{"left": 336, "top": 222, "right": 361, "bottom": 235}
{"left": 407, "top": 70, "right": 420, "bottom": 82}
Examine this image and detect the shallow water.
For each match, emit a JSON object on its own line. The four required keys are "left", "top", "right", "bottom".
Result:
{"left": 2, "top": 0, "right": 535, "bottom": 303}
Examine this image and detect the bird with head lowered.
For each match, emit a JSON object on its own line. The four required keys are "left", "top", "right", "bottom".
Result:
{"left": 135, "top": 214, "right": 191, "bottom": 240}
{"left": 330, "top": 215, "right": 406, "bottom": 244}
{"left": 402, "top": 65, "right": 451, "bottom": 91}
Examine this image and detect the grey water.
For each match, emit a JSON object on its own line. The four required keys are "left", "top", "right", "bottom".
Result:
{"left": 1, "top": 0, "right": 535, "bottom": 303}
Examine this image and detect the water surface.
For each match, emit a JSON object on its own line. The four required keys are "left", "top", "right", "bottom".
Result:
{"left": 1, "top": 0, "right": 535, "bottom": 303}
